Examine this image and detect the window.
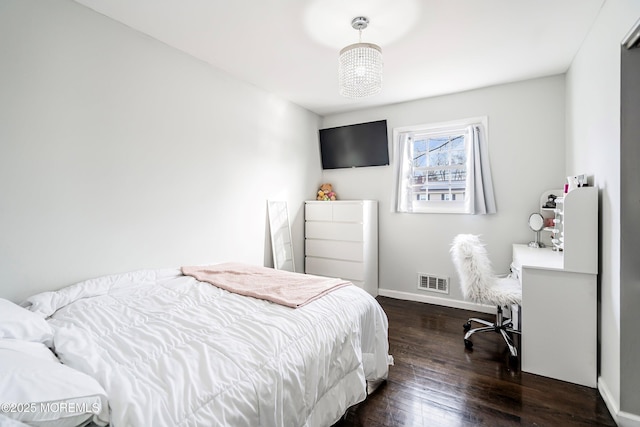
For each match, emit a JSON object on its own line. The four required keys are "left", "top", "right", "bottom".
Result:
{"left": 391, "top": 117, "right": 496, "bottom": 214}
{"left": 411, "top": 128, "right": 468, "bottom": 208}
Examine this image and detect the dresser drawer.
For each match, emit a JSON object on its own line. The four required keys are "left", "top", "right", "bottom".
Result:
{"left": 305, "top": 222, "right": 363, "bottom": 241}
{"left": 305, "top": 203, "right": 332, "bottom": 221}
{"left": 332, "top": 203, "right": 363, "bottom": 222}
{"left": 305, "top": 257, "right": 365, "bottom": 281}
{"left": 305, "top": 239, "right": 364, "bottom": 262}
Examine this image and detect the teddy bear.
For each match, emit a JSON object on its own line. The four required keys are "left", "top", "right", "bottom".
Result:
{"left": 316, "top": 183, "right": 337, "bottom": 201}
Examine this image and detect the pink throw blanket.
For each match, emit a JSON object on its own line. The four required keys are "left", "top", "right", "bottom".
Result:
{"left": 181, "top": 263, "right": 351, "bottom": 308}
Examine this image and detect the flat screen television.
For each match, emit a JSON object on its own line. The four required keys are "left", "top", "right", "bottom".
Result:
{"left": 319, "top": 120, "right": 389, "bottom": 169}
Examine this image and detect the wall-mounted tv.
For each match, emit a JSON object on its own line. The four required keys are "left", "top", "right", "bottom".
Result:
{"left": 319, "top": 120, "right": 389, "bottom": 170}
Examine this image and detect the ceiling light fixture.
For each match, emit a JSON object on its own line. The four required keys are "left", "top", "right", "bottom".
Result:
{"left": 338, "top": 16, "right": 383, "bottom": 99}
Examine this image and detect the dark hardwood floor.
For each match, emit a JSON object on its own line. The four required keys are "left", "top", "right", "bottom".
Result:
{"left": 336, "top": 296, "right": 616, "bottom": 427}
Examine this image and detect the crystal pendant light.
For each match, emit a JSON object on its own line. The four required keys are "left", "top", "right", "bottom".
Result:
{"left": 338, "top": 17, "right": 383, "bottom": 99}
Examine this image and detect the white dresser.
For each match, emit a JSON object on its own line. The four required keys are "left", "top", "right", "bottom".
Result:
{"left": 304, "top": 200, "right": 378, "bottom": 297}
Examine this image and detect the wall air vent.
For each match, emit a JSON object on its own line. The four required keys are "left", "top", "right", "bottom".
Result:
{"left": 417, "top": 273, "right": 449, "bottom": 294}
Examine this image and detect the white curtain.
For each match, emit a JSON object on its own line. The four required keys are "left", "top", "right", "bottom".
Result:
{"left": 390, "top": 132, "right": 413, "bottom": 213}
{"left": 467, "top": 124, "right": 496, "bottom": 214}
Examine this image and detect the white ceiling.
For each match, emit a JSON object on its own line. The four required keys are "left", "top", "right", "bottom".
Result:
{"left": 72, "top": 0, "right": 606, "bottom": 116}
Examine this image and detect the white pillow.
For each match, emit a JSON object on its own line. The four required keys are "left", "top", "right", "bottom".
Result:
{"left": 0, "top": 299, "right": 53, "bottom": 345}
{"left": 0, "top": 340, "right": 109, "bottom": 427}
{"left": 0, "top": 413, "right": 30, "bottom": 426}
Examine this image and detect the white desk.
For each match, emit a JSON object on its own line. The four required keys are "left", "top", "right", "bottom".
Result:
{"left": 512, "top": 244, "right": 597, "bottom": 387}
{"left": 512, "top": 244, "right": 564, "bottom": 271}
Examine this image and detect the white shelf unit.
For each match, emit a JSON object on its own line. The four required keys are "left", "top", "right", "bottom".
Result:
{"left": 539, "top": 188, "right": 563, "bottom": 247}
{"left": 555, "top": 187, "right": 598, "bottom": 274}
{"left": 304, "top": 200, "right": 378, "bottom": 297}
{"left": 515, "top": 186, "right": 599, "bottom": 387}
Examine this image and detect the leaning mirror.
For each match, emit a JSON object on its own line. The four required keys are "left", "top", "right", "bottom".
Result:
{"left": 267, "top": 200, "right": 295, "bottom": 272}
{"left": 528, "top": 212, "right": 545, "bottom": 248}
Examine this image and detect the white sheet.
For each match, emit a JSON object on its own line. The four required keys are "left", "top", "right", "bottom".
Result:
{"left": 24, "top": 268, "right": 391, "bottom": 427}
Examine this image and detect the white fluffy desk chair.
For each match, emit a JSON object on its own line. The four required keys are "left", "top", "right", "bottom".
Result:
{"left": 450, "top": 234, "right": 522, "bottom": 361}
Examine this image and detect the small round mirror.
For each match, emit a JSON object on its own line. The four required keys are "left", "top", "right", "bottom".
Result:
{"left": 528, "top": 213, "right": 546, "bottom": 248}
{"left": 528, "top": 213, "right": 544, "bottom": 232}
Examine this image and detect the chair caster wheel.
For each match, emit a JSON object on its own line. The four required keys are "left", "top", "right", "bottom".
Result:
{"left": 463, "top": 322, "right": 471, "bottom": 332}
{"left": 464, "top": 339, "right": 473, "bottom": 350}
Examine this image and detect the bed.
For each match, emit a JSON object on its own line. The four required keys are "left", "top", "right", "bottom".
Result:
{"left": 3, "top": 263, "right": 391, "bottom": 427}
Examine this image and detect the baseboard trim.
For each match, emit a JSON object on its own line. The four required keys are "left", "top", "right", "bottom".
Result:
{"left": 377, "top": 288, "right": 495, "bottom": 314}
{"left": 599, "top": 377, "right": 620, "bottom": 424}
{"left": 599, "top": 377, "right": 640, "bottom": 427}
{"left": 619, "top": 411, "right": 640, "bottom": 427}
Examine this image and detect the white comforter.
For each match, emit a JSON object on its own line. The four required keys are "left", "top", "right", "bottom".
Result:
{"left": 25, "top": 268, "right": 391, "bottom": 427}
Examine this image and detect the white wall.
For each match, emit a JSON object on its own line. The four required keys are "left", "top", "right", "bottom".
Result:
{"left": 566, "top": 1, "right": 640, "bottom": 424}
{"left": 321, "top": 76, "right": 566, "bottom": 305}
{"left": 0, "top": 0, "right": 321, "bottom": 302}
